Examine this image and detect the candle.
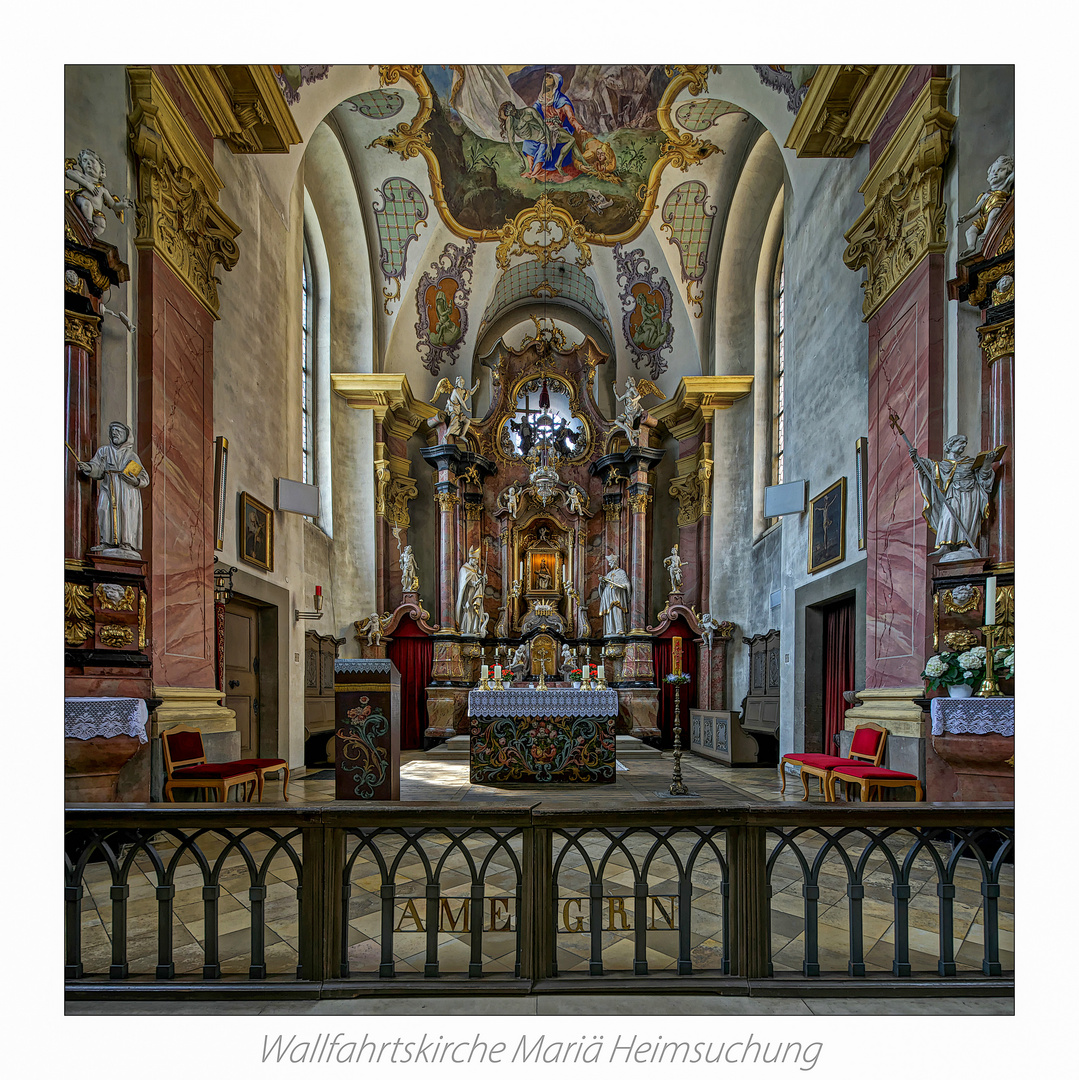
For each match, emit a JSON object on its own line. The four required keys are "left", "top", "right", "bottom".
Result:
{"left": 985, "top": 576, "right": 997, "bottom": 625}
{"left": 494, "top": 664, "right": 502, "bottom": 680}
{"left": 519, "top": 560, "right": 524, "bottom": 580}
{"left": 315, "top": 585, "right": 322, "bottom": 596}
{"left": 597, "top": 664, "right": 605, "bottom": 682}
{"left": 481, "top": 664, "right": 489, "bottom": 682}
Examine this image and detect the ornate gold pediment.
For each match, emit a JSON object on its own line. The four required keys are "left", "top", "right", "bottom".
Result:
{"left": 784, "top": 65, "right": 913, "bottom": 159}
{"left": 843, "top": 78, "right": 955, "bottom": 320}
{"left": 175, "top": 65, "right": 302, "bottom": 154}
{"left": 127, "top": 67, "right": 241, "bottom": 318}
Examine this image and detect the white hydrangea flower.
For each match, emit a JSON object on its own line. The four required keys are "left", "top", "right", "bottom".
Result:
{"left": 924, "top": 656, "right": 946, "bottom": 677}
{"left": 958, "top": 650, "right": 984, "bottom": 671}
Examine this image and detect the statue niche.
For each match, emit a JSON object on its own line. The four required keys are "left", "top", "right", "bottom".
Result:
{"left": 516, "top": 519, "right": 569, "bottom": 635}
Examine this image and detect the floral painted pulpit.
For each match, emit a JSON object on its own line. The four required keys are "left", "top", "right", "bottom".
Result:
{"left": 467, "top": 687, "right": 618, "bottom": 783}
{"left": 334, "top": 659, "right": 400, "bottom": 799}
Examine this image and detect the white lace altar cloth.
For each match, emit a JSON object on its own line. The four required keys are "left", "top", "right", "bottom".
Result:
{"left": 64, "top": 697, "right": 149, "bottom": 743}
{"left": 468, "top": 687, "right": 619, "bottom": 718}
{"left": 930, "top": 697, "right": 1014, "bottom": 737}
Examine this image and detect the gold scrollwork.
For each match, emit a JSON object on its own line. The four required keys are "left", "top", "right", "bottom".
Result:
{"left": 494, "top": 195, "right": 593, "bottom": 270}
{"left": 95, "top": 584, "right": 136, "bottom": 611}
{"left": 627, "top": 490, "right": 652, "bottom": 514}
{"left": 977, "top": 319, "right": 1015, "bottom": 366}
{"left": 995, "top": 585, "right": 1014, "bottom": 648}
{"left": 604, "top": 502, "right": 621, "bottom": 522}
{"left": 139, "top": 591, "right": 147, "bottom": 648}
{"left": 968, "top": 258, "right": 1014, "bottom": 306}
{"left": 65, "top": 249, "right": 115, "bottom": 292}
{"left": 434, "top": 491, "right": 460, "bottom": 513}
{"left": 385, "top": 475, "right": 419, "bottom": 529}
{"left": 65, "top": 583, "right": 94, "bottom": 645}
{"left": 944, "top": 629, "right": 979, "bottom": 653}
{"left": 995, "top": 225, "right": 1014, "bottom": 256}
{"left": 99, "top": 624, "right": 135, "bottom": 648}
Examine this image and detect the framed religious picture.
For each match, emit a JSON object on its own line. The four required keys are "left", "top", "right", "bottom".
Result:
{"left": 808, "top": 477, "right": 846, "bottom": 574}
{"left": 529, "top": 553, "right": 559, "bottom": 594}
{"left": 239, "top": 491, "right": 274, "bottom": 572}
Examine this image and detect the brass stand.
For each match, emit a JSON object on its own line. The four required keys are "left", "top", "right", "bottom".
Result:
{"left": 537, "top": 658, "right": 548, "bottom": 691}
{"left": 669, "top": 684, "right": 690, "bottom": 796}
{"left": 977, "top": 625, "right": 1004, "bottom": 697}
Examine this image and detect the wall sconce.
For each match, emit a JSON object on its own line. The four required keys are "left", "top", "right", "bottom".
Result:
{"left": 296, "top": 585, "right": 324, "bottom": 621}
{"left": 213, "top": 557, "right": 236, "bottom": 605}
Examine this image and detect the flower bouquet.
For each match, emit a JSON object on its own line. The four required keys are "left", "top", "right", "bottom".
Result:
{"left": 665, "top": 672, "right": 691, "bottom": 686}
{"left": 922, "top": 647, "right": 986, "bottom": 695}
{"left": 994, "top": 645, "right": 1014, "bottom": 681}
{"left": 567, "top": 666, "right": 583, "bottom": 688}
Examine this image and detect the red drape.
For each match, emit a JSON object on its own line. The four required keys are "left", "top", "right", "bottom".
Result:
{"left": 387, "top": 619, "right": 434, "bottom": 750}
{"left": 652, "top": 617, "right": 698, "bottom": 748}
{"left": 822, "top": 598, "right": 855, "bottom": 754}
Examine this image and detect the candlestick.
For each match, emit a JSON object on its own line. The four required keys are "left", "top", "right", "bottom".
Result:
{"left": 977, "top": 625, "right": 1004, "bottom": 697}
{"left": 668, "top": 683, "right": 691, "bottom": 796}
{"left": 985, "top": 576, "right": 997, "bottom": 625}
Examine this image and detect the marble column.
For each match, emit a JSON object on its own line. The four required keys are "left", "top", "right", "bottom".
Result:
{"left": 980, "top": 320, "right": 1014, "bottom": 566}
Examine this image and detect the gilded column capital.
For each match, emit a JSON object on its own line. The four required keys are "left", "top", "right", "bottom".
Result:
{"left": 668, "top": 447, "right": 714, "bottom": 525}
{"left": 977, "top": 318, "right": 1015, "bottom": 366}
{"left": 127, "top": 67, "right": 241, "bottom": 318}
{"left": 626, "top": 489, "right": 652, "bottom": 515}
{"left": 435, "top": 490, "right": 460, "bottom": 513}
{"left": 843, "top": 78, "right": 955, "bottom": 320}
{"left": 65, "top": 310, "right": 102, "bottom": 351}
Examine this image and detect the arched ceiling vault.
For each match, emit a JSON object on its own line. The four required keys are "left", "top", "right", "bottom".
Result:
{"left": 300, "top": 64, "right": 790, "bottom": 399}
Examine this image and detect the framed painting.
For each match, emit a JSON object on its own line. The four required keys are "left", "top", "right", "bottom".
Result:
{"left": 808, "top": 477, "right": 846, "bottom": 574}
{"left": 239, "top": 491, "right": 273, "bottom": 572}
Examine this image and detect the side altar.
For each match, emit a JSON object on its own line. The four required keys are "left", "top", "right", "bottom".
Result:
{"left": 468, "top": 687, "right": 618, "bottom": 783}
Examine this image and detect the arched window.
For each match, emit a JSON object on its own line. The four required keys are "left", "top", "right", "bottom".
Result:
{"left": 772, "top": 255, "right": 785, "bottom": 488}
{"left": 301, "top": 244, "right": 314, "bottom": 490}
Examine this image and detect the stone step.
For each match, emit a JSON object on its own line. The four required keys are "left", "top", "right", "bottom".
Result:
{"left": 424, "top": 734, "right": 660, "bottom": 759}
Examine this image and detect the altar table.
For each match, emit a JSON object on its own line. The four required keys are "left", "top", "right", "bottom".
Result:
{"left": 467, "top": 687, "right": 619, "bottom": 783}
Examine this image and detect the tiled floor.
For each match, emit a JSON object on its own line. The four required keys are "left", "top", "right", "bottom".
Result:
{"left": 72, "top": 751, "right": 1013, "bottom": 994}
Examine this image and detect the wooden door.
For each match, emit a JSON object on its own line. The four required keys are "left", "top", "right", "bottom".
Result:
{"left": 224, "top": 598, "right": 261, "bottom": 757}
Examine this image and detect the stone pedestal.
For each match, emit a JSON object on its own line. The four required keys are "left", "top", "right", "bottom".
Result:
{"left": 425, "top": 686, "right": 471, "bottom": 740}
{"left": 66, "top": 736, "right": 151, "bottom": 803}
{"left": 616, "top": 687, "right": 660, "bottom": 740}
{"left": 334, "top": 659, "right": 400, "bottom": 800}
{"left": 928, "top": 733, "right": 1014, "bottom": 802}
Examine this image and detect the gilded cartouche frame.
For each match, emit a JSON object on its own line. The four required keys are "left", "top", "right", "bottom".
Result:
{"left": 808, "top": 477, "right": 846, "bottom": 574}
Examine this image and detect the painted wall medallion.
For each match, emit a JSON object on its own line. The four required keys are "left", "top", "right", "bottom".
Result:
{"left": 675, "top": 98, "right": 747, "bottom": 131}
{"left": 415, "top": 239, "right": 475, "bottom": 374}
{"left": 373, "top": 177, "right": 429, "bottom": 312}
{"left": 341, "top": 90, "right": 405, "bottom": 120}
{"left": 613, "top": 242, "right": 673, "bottom": 378}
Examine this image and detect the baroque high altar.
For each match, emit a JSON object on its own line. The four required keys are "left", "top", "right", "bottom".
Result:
{"left": 333, "top": 327, "right": 750, "bottom": 745}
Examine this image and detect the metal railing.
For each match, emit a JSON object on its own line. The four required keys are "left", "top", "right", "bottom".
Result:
{"left": 65, "top": 801, "right": 1013, "bottom": 998}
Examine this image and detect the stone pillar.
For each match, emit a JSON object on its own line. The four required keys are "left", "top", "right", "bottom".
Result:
{"left": 843, "top": 76, "right": 955, "bottom": 693}
{"left": 128, "top": 67, "right": 241, "bottom": 736}
{"left": 981, "top": 322, "right": 1014, "bottom": 565}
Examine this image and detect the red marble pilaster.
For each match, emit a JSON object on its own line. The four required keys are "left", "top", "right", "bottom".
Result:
{"left": 865, "top": 256, "right": 946, "bottom": 689}
{"left": 65, "top": 341, "right": 95, "bottom": 561}
{"left": 986, "top": 352, "right": 1014, "bottom": 565}
{"left": 137, "top": 250, "right": 217, "bottom": 690}
{"left": 436, "top": 477, "right": 458, "bottom": 631}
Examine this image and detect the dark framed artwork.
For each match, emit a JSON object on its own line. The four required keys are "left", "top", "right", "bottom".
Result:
{"left": 855, "top": 437, "right": 868, "bottom": 551}
{"left": 808, "top": 477, "right": 846, "bottom": 574}
{"left": 213, "top": 436, "right": 228, "bottom": 551}
{"left": 239, "top": 491, "right": 273, "bottom": 572}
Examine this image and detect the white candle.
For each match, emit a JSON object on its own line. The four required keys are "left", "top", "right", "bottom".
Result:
{"left": 494, "top": 664, "right": 502, "bottom": 680}
{"left": 985, "top": 576, "right": 997, "bottom": 625}
{"left": 481, "top": 664, "right": 489, "bottom": 682}
{"left": 597, "top": 664, "right": 605, "bottom": 682}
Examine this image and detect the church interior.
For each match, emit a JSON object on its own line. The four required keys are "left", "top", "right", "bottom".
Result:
{"left": 60, "top": 62, "right": 1018, "bottom": 1018}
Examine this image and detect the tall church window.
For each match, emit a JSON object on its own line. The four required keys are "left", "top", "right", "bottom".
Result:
{"left": 301, "top": 246, "right": 314, "bottom": 490}
{"left": 772, "top": 258, "right": 785, "bottom": 488}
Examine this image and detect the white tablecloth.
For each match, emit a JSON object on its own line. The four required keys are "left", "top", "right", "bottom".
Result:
{"left": 930, "top": 696, "right": 1014, "bottom": 737}
{"left": 468, "top": 687, "right": 619, "bottom": 718}
{"left": 64, "top": 697, "right": 149, "bottom": 743}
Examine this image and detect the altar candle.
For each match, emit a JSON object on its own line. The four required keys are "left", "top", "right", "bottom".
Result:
{"left": 494, "top": 664, "right": 502, "bottom": 680}
{"left": 985, "top": 577, "right": 997, "bottom": 625}
{"left": 481, "top": 664, "right": 489, "bottom": 682}
{"left": 315, "top": 585, "right": 322, "bottom": 596}
{"left": 519, "top": 560, "right": 524, "bottom": 581}
{"left": 597, "top": 664, "right": 605, "bottom": 682}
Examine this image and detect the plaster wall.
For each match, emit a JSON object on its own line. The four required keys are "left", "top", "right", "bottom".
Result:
{"left": 64, "top": 65, "right": 139, "bottom": 442}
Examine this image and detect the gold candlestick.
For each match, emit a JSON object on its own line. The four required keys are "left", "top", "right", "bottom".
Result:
{"left": 537, "top": 657, "right": 548, "bottom": 691}
{"left": 977, "top": 625, "right": 1004, "bottom": 697}
{"left": 668, "top": 683, "right": 690, "bottom": 796}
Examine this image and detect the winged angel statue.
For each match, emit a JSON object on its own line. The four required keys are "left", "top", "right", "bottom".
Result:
{"left": 430, "top": 376, "right": 480, "bottom": 441}
{"left": 612, "top": 376, "right": 665, "bottom": 445}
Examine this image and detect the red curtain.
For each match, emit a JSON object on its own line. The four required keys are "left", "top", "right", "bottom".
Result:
{"left": 822, "top": 598, "right": 855, "bottom": 753}
{"left": 652, "top": 617, "right": 698, "bottom": 748}
{"left": 387, "top": 619, "right": 434, "bottom": 750}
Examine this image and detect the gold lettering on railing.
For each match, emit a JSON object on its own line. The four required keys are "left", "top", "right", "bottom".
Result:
{"left": 391, "top": 895, "right": 516, "bottom": 933}
{"left": 555, "top": 895, "right": 679, "bottom": 932}
{"left": 563, "top": 897, "right": 584, "bottom": 932}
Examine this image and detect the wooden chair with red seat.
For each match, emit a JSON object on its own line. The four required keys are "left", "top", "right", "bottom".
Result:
{"left": 161, "top": 725, "right": 258, "bottom": 803}
{"left": 234, "top": 754, "right": 290, "bottom": 802}
{"left": 779, "top": 722, "right": 888, "bottom": 802}
{"left": 830, "top": 763, "right": 923, "bottom": 802}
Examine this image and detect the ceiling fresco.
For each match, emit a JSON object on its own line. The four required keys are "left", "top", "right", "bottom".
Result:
{"left": 367, "top": 65, "right": 731, "bottom": 248}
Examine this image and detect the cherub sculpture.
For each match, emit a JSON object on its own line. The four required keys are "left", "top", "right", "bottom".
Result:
{"left": 699, "top": 612, "right": 721, "bottom": 649}
{"left": 359, "top": 611, "right": 385, "bottom": 647}
{"left": 66, "top": 149, "right": 134, "bottom": 240}
{"left": 958, "top": 154, "right": 1014, "bottom": 257}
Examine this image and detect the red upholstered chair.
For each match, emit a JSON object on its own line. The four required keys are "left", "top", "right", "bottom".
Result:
{"left": 780, "top": 722, "right": 888, "bottom": 802}
{"left": 235, "top": 756, "right": 290, "bottom": 802}
{"left": 831, "top": 763, "right": 923, "bottom": 802}
{"left": 161, "top": 726, "right": 257, "bottom": 803}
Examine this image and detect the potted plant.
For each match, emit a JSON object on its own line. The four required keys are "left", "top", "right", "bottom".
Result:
{"left": 567, "top": 666, "right": 583, "bottom": 689}
{"left": 922, "top": 647, "right": 987, "bottom": 697}
{"left": 665, "top": 672, "right": 691, "bottom": 687}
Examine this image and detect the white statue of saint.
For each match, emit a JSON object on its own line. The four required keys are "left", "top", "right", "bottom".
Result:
{"left": 908, "top": 434, "right": 1004, "bottom": 560}
{"left": 501, "top": 483, "right": 522, "bottom": 518}
{"left": 958, "top": 154, "right": 1014, "bottom": 257}
{"left": 510, "top": 641, "right": 529, "bottom": 676}
{"left": 400, "top": 545, "right": 419, "bottom": 592}
{"left": 455, "top": 545, "right": 486, "bottom": 635}
{"left": 66, "top": 149, "right": 134, "bottom": 240}
{"left": 431, "top": 376, "right": 480, "bottom": 441}
{"left": 598, "top": 554, "right": 631, "bottom": 636}
{"left": 77, "top": 421, "right": 149, "bottom": 555}
{"left": 663, "top": 544, "right": 684, "bottom": 593}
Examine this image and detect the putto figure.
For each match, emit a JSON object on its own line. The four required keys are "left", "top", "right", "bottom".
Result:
{"left": 66, "top": 149, "right": 134, "bottom": 240}
{"left": 958, "top": 154, "right": 1014, "bottom": 257}
{"left": 598, "top": 554, "right": 631, "bottom": 636}
{"left": 359, "top": 612, "right": 384, "bottom": 647}
{"left": 77, "top": 421, "right": 149, "bottom": 555}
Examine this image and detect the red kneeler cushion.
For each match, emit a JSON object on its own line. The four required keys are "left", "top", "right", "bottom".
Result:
{"left": 832, "top": 765, "right": 916, "bottom": 780}
{"left": 172, "top": 762, "right": 255, "bottom": 779}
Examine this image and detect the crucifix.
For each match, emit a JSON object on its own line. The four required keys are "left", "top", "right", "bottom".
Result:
{"left": 511, "top": 394, "right": 543, "bottom": 457}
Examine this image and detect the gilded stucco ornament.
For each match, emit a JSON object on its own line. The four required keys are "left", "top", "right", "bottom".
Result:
{"left": 65, "top": 583, "right": 94, "bottom": 645}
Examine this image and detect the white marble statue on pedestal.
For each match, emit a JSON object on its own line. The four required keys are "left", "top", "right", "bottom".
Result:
{"left": 77, "top": 421, "right": 149, "bottom": 556}
{"left": 699, "top": 613, "right": 720, "bottom": 649}
{"left": 430, "top": 376, "right": 480, "bottom": 441}
{"left": 664, "top": 544, "right": 684, "bottom": 593}
{"left": 400, "top": 545, "right": 419, "bottom": 592}
{"left": 598, "top": 554, "right": 630, "bottom": 636}
{"left": 66, "top": 149, "right": 134, "bottom": 240}
{"left": 958, "top": 154, "right": 1014, "bottom": 257}
{"left": 455, "top": 545, "right": 486, "bottom": 635}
